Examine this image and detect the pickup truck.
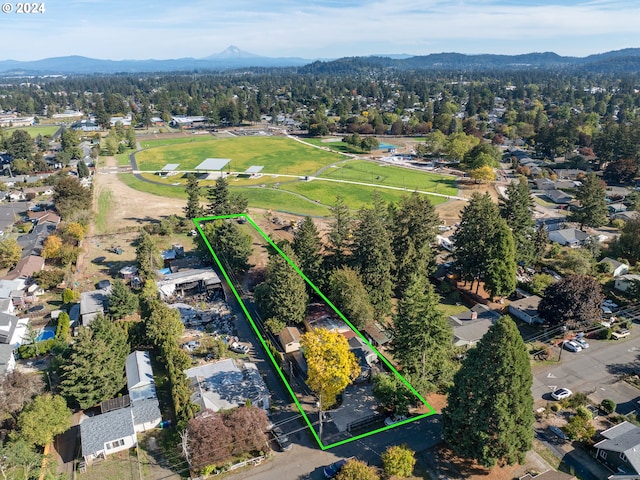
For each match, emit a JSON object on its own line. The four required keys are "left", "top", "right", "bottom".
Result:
{"left": 612, "top": 329, "right": 630, "bottom": 340}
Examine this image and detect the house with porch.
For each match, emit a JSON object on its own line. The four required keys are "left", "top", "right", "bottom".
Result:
{"left": 594, "top": 421, "right": 640, "bottom": 477}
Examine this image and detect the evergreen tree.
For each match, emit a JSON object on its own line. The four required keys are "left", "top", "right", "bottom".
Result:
{"left": 325, "top": 195, "right": 352, "bottom": 271}
{"left": 351, "top": 195, "right": 395, "bottom": 317}
{"left": 204, "top": 220, "right": 252, "bottom": 273}
{"left": 184, "top": 173, "right": 203, "bottom": 220}
{"left": 499, "top": 178, "right": 535, "bottom": 265}
{"left": 206, "top": 176, "right": 248, "bottom": 216}
{"left": 484, "top": 218, "right": 517, "bottom": 299}
{"left": 443, "top": 316, "right": 534, "bottom": 467}
{"left": 254, "top": 244, "right": 308, "bottom": 326}
{"left": 15, "top": 394, "right": 71, "bottom": 447}
{"left": 59, "top": 316, "right": 129, "bottom": 409}
{"left": 391, "top": 273, "right": 454, "bottom": 394}
{"left": 569, "top": 173, "right": 608, "bottom": 230}
{"left": 292, "top": 217, "right": 324, "bottom": 290}
{"left": 135, "top": 230, "right": 161, "bottom": 280}
{"left": 452, "top": 193, "right": 501, "bottom": 292}
{"left": 389, "top": 192, "right": 440, "bottom": 296}
{"left": 327, "top": 267, "right": 374, "bottom": 330}
{"left": 107, "top": 279, "right": 139, "bottom": 319}
{"left": 532, "top": 224, "right": 549, "bottom": 259}
{"left": 77, "top": 160, "right": 90, "bottom": 178}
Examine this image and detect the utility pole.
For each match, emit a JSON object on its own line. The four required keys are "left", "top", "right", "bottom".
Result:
{"left": 317, "top": 394, "right": 323, "bottom": 441}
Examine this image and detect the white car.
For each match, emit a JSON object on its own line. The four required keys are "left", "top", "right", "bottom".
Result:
{"left": 562, "top": 340, "right": 582, "bottom": 353}
{"left": 551, "top": 388, "right": 572, "bottom": 401}
{"left": 229, "top": 342, "right": 250, "bottom": 354}
{"left": 573, "top": 338, "right": 589, "bottom": 349}
{"left": 384, "top": 414, "right": 408, "bottom": 426}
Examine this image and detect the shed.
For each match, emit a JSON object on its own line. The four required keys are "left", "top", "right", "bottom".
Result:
{"left": 278, "top": 326, "right": 301, "bottom": 353}
{"left": 599, "top": 257, "right": 629, "bottom": 278}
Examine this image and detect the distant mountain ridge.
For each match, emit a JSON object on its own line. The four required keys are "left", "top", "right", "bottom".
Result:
{"left": 1, "top": 47, "right": 640, "bottom": 75}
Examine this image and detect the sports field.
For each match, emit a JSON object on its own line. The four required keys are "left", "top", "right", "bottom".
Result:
{"left": 135, "top": 136, "right": 344, "bottom": 174}
{"left": 319, "top": 160, "right": 457, "bottom": 196}
{"left": 6, "top": 125, "right": 60, "bottom": 138}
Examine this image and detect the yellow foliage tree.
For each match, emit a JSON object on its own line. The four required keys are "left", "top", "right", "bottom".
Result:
{"left": 42, "top": 235, "right": 62, "bottom": 259}
{"left": 301, "top": 328, "right": 360, "bottom": 409}
{"left": 63, "top": 222, "right": 87, "bottom": 242}
{"left": 469, "top": 165, "right": 496, "bottom": 183}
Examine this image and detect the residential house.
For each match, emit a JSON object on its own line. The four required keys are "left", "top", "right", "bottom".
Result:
{"left": 80, "top": 350, "right": 161, "bottom": 466}
{"left": 614, "top": 274, "right": 640, "bottom": 293}
{"left": 612, "top": 211, "right": 640, "bottom": 222}
{"left": 71, "top": 120, "right": 101, "bottom": 132}
{"left": 80, "top": 287, "right": 111, "bottom": 326}
{"left": 278, "top": 326, "right": 301, "bottom": 353}
{"left": 449, "top": 304, "right": 501, "bottom": 348}
{"left": 4, "top": 255, "right": 44, "bottom": 281}
{"left": 509, "top": 295, "right": 543, "bottom": 325}
{"left": 363, "top": 322, "right": 391, "bottom": 348}
{"left": 609, "top": 203, "right": 628, "bottom": 215}
{"left": 17, "top": 221, "right": 57, "bottom": 258}
{"left": 594, "top": 421, "right": 640, "bottom": 476}
{"left": 553, "top": 169, "right": 585, "bottom": 180}
{"left": 80, "top": 408, "right": 137, "bottom": 465}
{"left": 0, "top": 311, "right": 29, "bottom": 377}
{"left": 27, "top": 210, "right": 61, "bottom": 225}
{"left": 348, "top": 336, "right": 378, "bottom": 382}
{"left": 185, "top": 358, "right": 270, "bottom": 413}
{"left": 545, "top": 190, "right": 573, "bottom": 204}
{"left": 548, "top": 228, "right": 589, "bottom": 248}
{"left": 599, "top": 258, "right": 629, "bottom": 278}
{"left": 0, "top": 279, "right": 27, "bottom": 307}
{"left": 536, "top": 179, "right": 556, "bottom": 191}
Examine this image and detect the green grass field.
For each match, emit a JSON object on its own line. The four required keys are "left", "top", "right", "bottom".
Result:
{"left": 139, "top": 135, "right": 215, "bottom": 149}
{"left": 5, "top": 125, "right": 60, "bottom": 138}
{"left": 135, "top": 136, "right": 344, "bottom": 174}
{"left": 279, "top": 179, "right": 449, "bottom": 209}
{"left": 319, "top": 160, "right": 458, "bottom": 196}
{"left": 302, "top": 137, "right": 366, "bottom": 154}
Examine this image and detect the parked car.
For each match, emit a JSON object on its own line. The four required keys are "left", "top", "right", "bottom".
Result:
{"left": 573, "top": 337, "right": 589, "bottom": 349}
{"left": 548, "top": 425, "right": 568, "bottom": 441}
{"left": 612, "top": 329, "right": 630, "bottom": 340}
{"left": 323, "top": 458, "right": 353, "bottom": 479}
{"left": 551, "top": 388, "right": 572, "bottom": 401}
{"left": 384, "top": 414, "right": 408, "bottom": 426}
{"left": 229, "top": 342, "right": 250, "bottom": 354}
{"left": 562, "top": 340, "right": 582, "bottom": 353}
{"left": 271, "top": 426, "right": 292, "bottom": 451}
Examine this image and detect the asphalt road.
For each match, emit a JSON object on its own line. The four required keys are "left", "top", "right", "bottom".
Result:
{"left": 532, "top": 327, "right": 640, "bottom": 408}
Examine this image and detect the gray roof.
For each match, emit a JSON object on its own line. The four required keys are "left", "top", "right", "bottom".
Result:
{"left": 509, "top": 295, "right": 542, "bottom": 316}
{"left": 80, "top": 407, "right": 135, "bottom": 458}
{"left": 595, "top": 421, "right": 640, "bottom": 473}
{"left": 545, "top": 189, "right": 573, "bottom": 204}
{"left": 0, "top": 343, "right": 14, "bottom": 377}
{"left": 599, "top": 257, "right": 627, "bottom": 270}
{"left": 449, "top": 304, "right": 501, "bottom": 326}
{"left": 131, "top": 398, "right": 162, "bottom": 428}
{"left": 453, "top": 319, "right": 495, "bottom": 347}
{"left": 195, "top": 158, "right": 231, "bottom": 171}
{"left": 80, "top": 288, "right": 110, "bottom": 318}
{"left": 548, "top": 228, "right": 589, "bottom": 245}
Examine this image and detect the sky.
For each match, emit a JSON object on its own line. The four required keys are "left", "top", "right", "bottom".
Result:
{"left": 1, "top": 0, "right": 639, "bottom": 61}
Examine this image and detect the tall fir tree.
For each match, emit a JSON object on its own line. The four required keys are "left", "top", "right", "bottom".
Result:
{"left": 292, "top": 217, "right": 324, "bottom": 290}
{"left": 442, "top": 316, "right": 534, "bottom": 467}
{"left": 532, "top": 224, "right": 549, "bottom": 259}
{"left": 206, "top": 175, "right": 248, "bottom": 216}
{"left": 325, "top": 196, "right": 352, "bottom": 271}
{"left": 203, "top": 220, "right": 252, "bottom": 273}
{"left": 484, "top": 217, "right": 517, "bottom": 299}
{"left": 135, "top": 230, "right": 161, "bottom": 281}
{"left": 452, "top": 192, "right": 501, "bottom": 293}
{"left": 351, "top": 194, "right": 395, "bottom": 317}
{"left": 327, "top": 267, "right": 374, "bottom": 330}
{"left": 254, "top": 244, "right": 308, "bottom": 326}
{"left": 570, "top": 173, "right": 608, "bottom": 230}
{"left": 389, "top": 192, "right": 440, "bottom": 296}
{"left": 184, "top": 173, "right": 203, "bottom": 220}
{"left": 391, "top": 273, "right": 454, "bottom": 394}
{"left": 499, "top": 178, "right": 535, "bottom": 265}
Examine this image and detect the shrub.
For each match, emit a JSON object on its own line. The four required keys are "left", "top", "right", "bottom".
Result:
{"left": 382, "top": 444, "right": 416, "bottom": 478}
{"left": 601, "top": 399, "right": 617, "bottom": 414}
{"left": 565, "top": 392, "right": 589, "bottom": 410}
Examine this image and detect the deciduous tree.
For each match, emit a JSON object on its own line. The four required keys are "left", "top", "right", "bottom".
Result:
{"left": 301, "top": 328, "right": 360, "bottom": 409}
{"left": 538, "top": 275, "right": 603, "bottom": 327}
{"left": 0, "top": 238, "right": 22, "bottom": 269}
{"left": 382, "top": 444, "right": 416, "bottom": 478}
{"left": 15, "top": 394, "right": 71, "bottom": 447}
{"left": 53, "top": 176, "right": 91, "bottom": 218}
{"left": 443, "top": 316, "right": 534, "bottom": 467}
{"left": 336, "top": 459, "right": 380, "bottom": 480}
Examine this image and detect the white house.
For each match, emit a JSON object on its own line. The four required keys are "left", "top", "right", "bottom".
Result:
{"left": 598, "top": 257, "right": 629, "bottom": 278}
{"left": 548, "top": 228, "right": 589, "bottom": 248}
{"left": 80, "top": 408, "right": 137, "bottom": 465}
{"left": 614, "top": 274, "right": 640, "bottom": 293}
{"left": 508, "top": 295, "right": 543, "bottom": 324}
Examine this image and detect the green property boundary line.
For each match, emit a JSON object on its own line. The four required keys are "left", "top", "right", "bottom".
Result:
{"left": 193, "top": 213, "right": 435, "bottom": 450}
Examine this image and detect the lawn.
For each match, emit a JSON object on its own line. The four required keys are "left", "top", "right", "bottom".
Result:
{"left": 5, "top": 125, "right": 60, "bottom": 138}
{"left": 302, "top": 137, "right": 366, "bottom": 154}
{"left": 319, "top": 160, "right": 458, "bottom": 196}
{"left": 134, "top": 136, "right": 344, "bottom": 174}
{"left": 95, "top": 189, "right": 114, "bottom": 234}
{"left": 139, "top": 135, "right": 215, "bottom": 149}
{"left": 279, "top": 179, "right": 450, "bottom": 209}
